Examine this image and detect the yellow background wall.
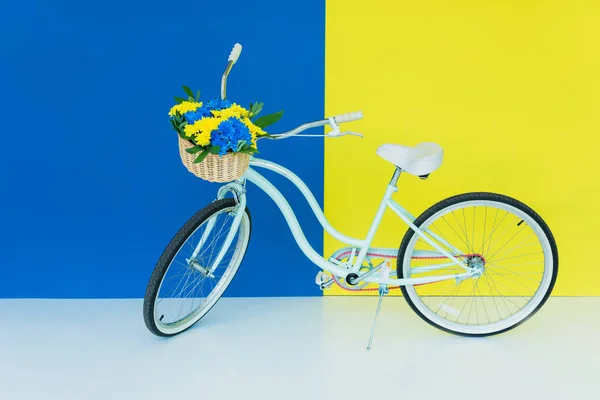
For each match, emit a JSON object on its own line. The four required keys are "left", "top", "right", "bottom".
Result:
{"left": 324, "top": 0, "right": 600, "bottom": 296}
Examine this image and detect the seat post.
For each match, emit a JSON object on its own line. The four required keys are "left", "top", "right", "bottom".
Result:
{"left": 389, "top": 167, "right": 402, "bottom": 187}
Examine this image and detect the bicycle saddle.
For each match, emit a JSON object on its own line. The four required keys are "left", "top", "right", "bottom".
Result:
{"left": 376, "top": 142, "right": 444, "bottom": 177}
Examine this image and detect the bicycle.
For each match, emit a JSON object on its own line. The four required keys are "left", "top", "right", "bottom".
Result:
{"left": 143, "top": 44, "right": 558, "bottom": 348}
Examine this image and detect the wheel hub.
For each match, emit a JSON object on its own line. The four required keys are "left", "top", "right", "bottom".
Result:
{"left": 467, "top": 255, "right": 485, "bottom": 277}
{"left": 188, "top": 259, "right": 215, "bottom": 278}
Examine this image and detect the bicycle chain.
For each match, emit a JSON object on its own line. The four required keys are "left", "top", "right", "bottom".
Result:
{"left": 329, "top": 250, "right": 476, "bottom": 292}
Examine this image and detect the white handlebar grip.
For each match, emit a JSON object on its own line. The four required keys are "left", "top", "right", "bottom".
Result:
{"left": 334, "top": 111, "right": 363, "bottom": 123}
{"left": 228, "top": 43, "right": 242, "bottom": 63}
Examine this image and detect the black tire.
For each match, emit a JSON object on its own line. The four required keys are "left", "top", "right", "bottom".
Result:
{"left": 397, "top": 192, "right": 558, "bottom": 337}
{"left": 143, "top": 198, "right": 251, "bottom": 337}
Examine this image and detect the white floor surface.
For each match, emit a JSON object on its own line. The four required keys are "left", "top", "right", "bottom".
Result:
{"left": 0, "top": 297, "right": 599, "bottom": 400}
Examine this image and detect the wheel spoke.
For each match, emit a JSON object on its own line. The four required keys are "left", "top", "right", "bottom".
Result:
{"left": 490, "top": 251, "right": 544, "bottom": 264}
{"left": 485, "top": 225, "right": 527, "bottom": 263}
{"left": 472, "top": 206, "right": 476, "bottom": 255}
{"left": 485, "top": 236, "right": 541, "bottom": 264}
{"left": 422, "top": 220, "right": 462, "bottom": 256}
{"left": 441, "top": 215, "right": 472, "bottom": 254}
{"left": 485, "top": 263, "right": 543, "bottom": 283}
{"left": 476, "top": 281, "right": 490, "bottom": 324}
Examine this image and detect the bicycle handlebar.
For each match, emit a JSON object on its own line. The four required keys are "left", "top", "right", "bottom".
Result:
{"left": 222, "top": 44, "right": 242, "bottom": 99}
{"left": 333, "top": 111, "right": 363, "bottom": 124}
{"left": 261, "top": 111, "right": 364, "bottom": 140}
{"left": 228, "top": 43, "right": 242, "bottom": 63}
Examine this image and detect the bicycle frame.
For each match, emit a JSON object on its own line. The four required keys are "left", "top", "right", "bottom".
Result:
{"left": 196, "top": 156, "right": 476, "bottom": 287}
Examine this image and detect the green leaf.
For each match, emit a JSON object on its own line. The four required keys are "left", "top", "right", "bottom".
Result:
{"left": 171, "top": 119, "right": 183, "bottom": 131}
{"left": 209, "top": 146, "right": 220, "bottom": 154}
{"left": 249, "top": 101, "right": 264, "bottom": 118}
{"left": 188, "top": 95, "right": 195, "bottom": 102}
{"left": 238, "top": 148, "right": 258, "bottom": 154}
{"left": 236, "top": 140, "right": 249, "bottom": 152}
{"left": 185, "top": 146, "right": 204, "bottom": 154}
{"left": 174, "top": 96, "right": 186, "bottom": 104}
{"left": 193, "top": 150, "right": 210, "bottom": 164}
{"left": 195, "top": 90, "right": 201, "bottom": 101}
{"left": 182, "top": 85, "right": 194, "bottom": 98}
{"left": 252, "top": 110, "right": 283, "bottom": 129}
{"left": 178, "top": 121, "right": 187, "bottom": 129}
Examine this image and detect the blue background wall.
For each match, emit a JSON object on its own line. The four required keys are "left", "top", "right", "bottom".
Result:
{"left": 0, "top": 0, "right": 324, "bottom": 298}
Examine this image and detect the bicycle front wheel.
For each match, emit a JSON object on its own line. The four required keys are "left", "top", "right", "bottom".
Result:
{"left": 397, "top": 192, "right": 558, "bottom": 336}
{"left": 143, "top": 198, "right": 251, "bottom": 337}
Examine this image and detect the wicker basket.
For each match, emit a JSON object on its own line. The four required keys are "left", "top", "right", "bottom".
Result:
{"left": 178, "top": 136, "right": 250, "bottom": 182}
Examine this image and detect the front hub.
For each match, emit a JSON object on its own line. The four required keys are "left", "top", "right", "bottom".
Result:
{"left": 188, "top": 259, "right": 215, "bottom": 278}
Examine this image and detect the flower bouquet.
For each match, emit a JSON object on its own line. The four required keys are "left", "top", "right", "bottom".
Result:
{"left": 169, "top": 85, "right": 283, "bottom": 182}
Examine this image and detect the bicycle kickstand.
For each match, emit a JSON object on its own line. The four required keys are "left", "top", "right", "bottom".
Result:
{"left": 366, "top": 260, "right": 392, "bottom": 350}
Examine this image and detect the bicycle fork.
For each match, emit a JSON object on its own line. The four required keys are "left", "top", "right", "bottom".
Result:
{"left": 188, "top": 186, "right": 247, "bottom": 275}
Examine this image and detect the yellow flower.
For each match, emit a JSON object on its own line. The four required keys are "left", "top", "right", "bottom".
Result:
{"left": 241, "top": 118, "right": 266, "bottom": 138}
{"left": 195, "top": 130, "right": 211, "bottom": 147}
{"left": 211, "top": 103, "right": 250, "bottom": 120}
{"left": 184, "top": 117, "right": 221, "bottom": 146}
{"left": 229, "top": 103, "right": 250, "bottom": 117}
{"left": 168, "top": 101, "right": 202, "bottom": 117}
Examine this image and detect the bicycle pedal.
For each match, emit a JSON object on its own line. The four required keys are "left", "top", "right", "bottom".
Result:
{"left": 315, "top": 271, "right": 332, "bottom": 289}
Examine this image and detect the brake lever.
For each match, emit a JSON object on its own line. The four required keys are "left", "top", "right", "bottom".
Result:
{"left": 326, "top": 117, "right": 364, "bottom": 138}
{"left": 341, "top": 131, "right": 364, "bottom": 138}
{"left": 327, "top": 131, "right": 364, "bottom": 138}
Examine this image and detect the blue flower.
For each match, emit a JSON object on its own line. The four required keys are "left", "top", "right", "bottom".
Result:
{"left": 211, "top": 117, "right": 252, "bottom": 156}
{"left": 184, "top": 99, "right": 233, "bottom": 124}
{"left": 204, "top": 99, "right": 232, "bottom": 111}
{"left": 184, "top": 107, "right": 213, "bottom": 124}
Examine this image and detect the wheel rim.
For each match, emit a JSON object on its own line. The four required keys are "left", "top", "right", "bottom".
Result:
{"left": 153, "top": 206, "right": 250, "bottom": 335}
{"left": 402, "top": 199, "right": 554, "bottom": 335}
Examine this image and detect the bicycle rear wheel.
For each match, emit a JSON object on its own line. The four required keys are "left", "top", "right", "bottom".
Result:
{"left": 143, "top": 198, "right": 251, "bottom": 337}
{"left": 397, "top": 192, "right": 558, "bottom": 336}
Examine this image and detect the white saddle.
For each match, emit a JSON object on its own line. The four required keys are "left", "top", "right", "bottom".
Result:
{"left": 376, "top": 142, "right": 444, "bottom": 176}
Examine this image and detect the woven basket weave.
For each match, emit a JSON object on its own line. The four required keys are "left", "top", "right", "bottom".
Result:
{"left": 178, "top": 136, "right": 250, "bottom": 182}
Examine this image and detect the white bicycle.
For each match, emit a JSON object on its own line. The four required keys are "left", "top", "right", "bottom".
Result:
{"left": 143, "top": 45, "right": 558, "bottom": 347}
